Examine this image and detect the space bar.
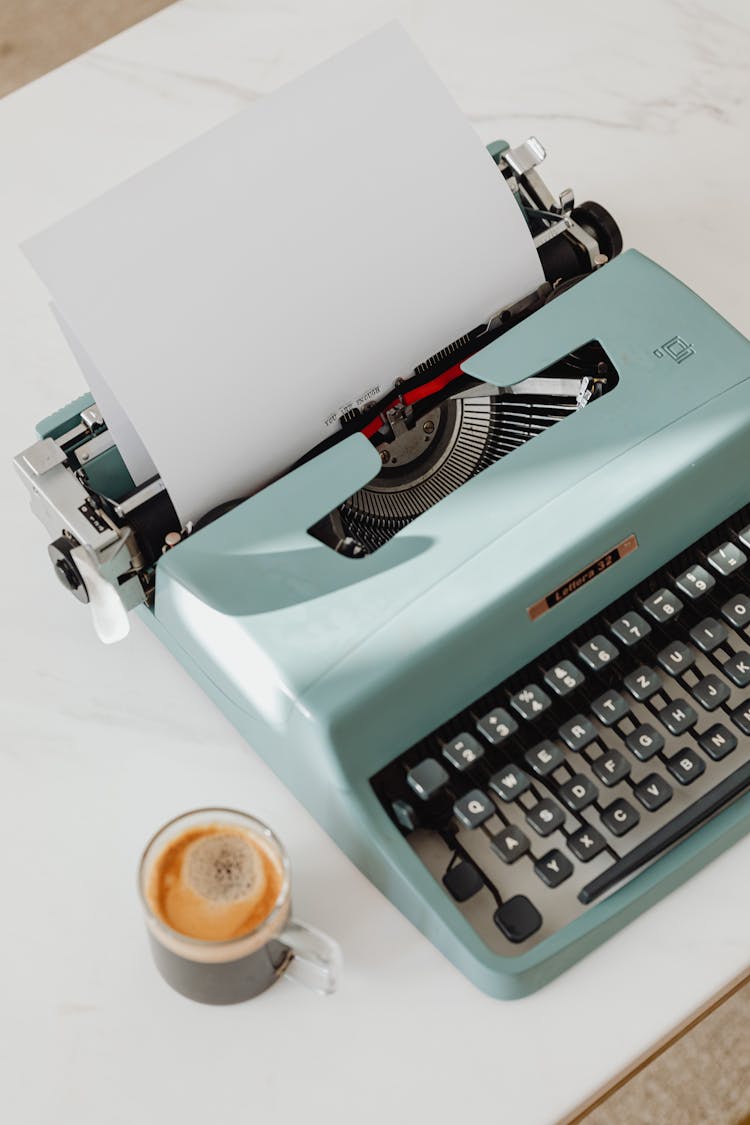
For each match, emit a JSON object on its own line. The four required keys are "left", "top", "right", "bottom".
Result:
{"left": 579, "top": 760, "right": 750, "bottom": 905}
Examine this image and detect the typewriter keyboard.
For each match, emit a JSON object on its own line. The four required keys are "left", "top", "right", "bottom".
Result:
{"left": 371, "top": 506, "right": 750, "bottom": 954}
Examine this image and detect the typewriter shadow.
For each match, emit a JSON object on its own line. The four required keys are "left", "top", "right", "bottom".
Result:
{"left": 187, "top": 535, "right": 433, "bottom": 615}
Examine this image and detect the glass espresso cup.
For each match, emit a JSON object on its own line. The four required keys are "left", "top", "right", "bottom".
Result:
{"left": 138, "top": 808, "right": 340, "bottom": 1003}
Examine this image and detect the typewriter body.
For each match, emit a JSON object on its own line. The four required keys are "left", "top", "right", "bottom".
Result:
{"left": 15, "top": 141, "right": 750, "bottom": 998}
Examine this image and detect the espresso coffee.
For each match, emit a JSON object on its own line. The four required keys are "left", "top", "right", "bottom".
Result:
{"left": 147, "top": 823, "right": 284, "bottom": 942}
{"left": 139, "top": 810, "right": 339, "bottom": 1004}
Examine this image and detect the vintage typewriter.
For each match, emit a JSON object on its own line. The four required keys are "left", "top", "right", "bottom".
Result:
{"left": 15, "top": 139, "right": 750, "bottom": 998}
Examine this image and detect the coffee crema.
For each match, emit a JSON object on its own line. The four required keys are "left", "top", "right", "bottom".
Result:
{"left": 147, "top": 823, "right": 284, "bottom": 942}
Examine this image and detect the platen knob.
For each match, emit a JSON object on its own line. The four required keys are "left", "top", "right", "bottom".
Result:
{"left": 48, "top": 536, "right": 89, "bottom": 604}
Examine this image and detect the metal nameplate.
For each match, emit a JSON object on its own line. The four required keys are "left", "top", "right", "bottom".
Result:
{"left": 528, "top": 535, "right": 638, "bottom": 621}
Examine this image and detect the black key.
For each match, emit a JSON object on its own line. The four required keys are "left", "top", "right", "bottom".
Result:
{"left": 689, "top": 617, "right": 728, "bottom": 653}
{"left": 740, "top": 525, "right": 750, "bottom": 549}
{"left": 667, "top": 748, "right": 706, "bottom": 785}
{"left": 510, "top": 684, "right": 552, "bottom": 721}
{"left": 544, "top": 660, "right": 585, "bottom": 697}
{"left": 453, "top": 789, "right": 494, "bottom": 829}
{"left": 524, "top": 740, "right": 565, "bottom": 778}
{"left": 489, "top": 765, "right": 532, "bottom": 802}
{"left": 592, "top": 748, "right": 630, "bottom": 785}
{"left": 534, "top": 849, "right": 574, "bottom": 888}
{"left": 578, "top": 635, "right": 619, "bottom": 671}
{"left": 443, "top": 733, "right": 484, "bottom": 771}
{"left": 443, "top": 860, "right": 484, "bottom": 902}
{"left": 675, "top": 564, "right": 715, "bottom": 599}
{"left": 643, "top": 588, "right": 683, "bottom": 623}
{"left": 580, "top": 760, "right": 750, "bottom": 904}
{"left": 624, "top": 665, "right": 663, "bottom": 701}
{"left": 526, "top": 799, "right": 565, "bottom": 837}
{"left": 731, "top": 702, "right": 750, "bottom": 736}
{"left": 558, "top": 714, "right": 598, "bottom": 752}
{"left": 660, "top": 699, "right": 698, "bottom": 736}
{"left": 391, "top": 799, "right": 417, "bottom": 831}
{"left": 559, "top": 773, "right": 598, "bottom": 812}
{"left": 722, "top": 595, "right": 750, "bottom": 630}
{"left": 626, "top": 723, "right": 665, "bottom": 761}
{"left": 568, "top": 825, "right": 607, "bottom": 862}
{"left": 407, "top": 758, "right": 449, "bottom": 800}
{"left": 690, "top": 675, "right": 730, "bottom": 711}
{"left": 592, "top": 690, "right": 629, "bottom": 726}
{"left": 699, "top": 724, "right": 738, "bottom": 761}
{"left": 610, "top": 612, "right": 651, "bottom": 646}
{"left": 724, "top": 652, "right": 750, "bottom": 688}
{"left": 476, "top": 707, "right": 518, "bottom": 746}
{"left": 601, "top": 798, "right": 640, "bottom": 837}
{"left": 708, "top": 542, "right": 747, "bottom": 576}
{"left": 493, "top": 895, "right": 542, "bottom": 943}
{"left": 490, "top": 825, "right": 531, "bottom": 864}
{"left": 633, "top": 773, "right": 673, "bottom": 811}
{"left": 658, "top": 641, "right": 696, "bottom": 677}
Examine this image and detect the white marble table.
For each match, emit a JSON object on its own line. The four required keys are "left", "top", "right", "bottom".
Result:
{"left": 2, "top": 3, "right": 749, "bottom": 1122}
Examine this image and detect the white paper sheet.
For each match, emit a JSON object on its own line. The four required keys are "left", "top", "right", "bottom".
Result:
{"left": 51, "top": 305, "right": 158, "bottom": 486}
{"left": 24, "top": 23, "right": 543, "bottom": 524}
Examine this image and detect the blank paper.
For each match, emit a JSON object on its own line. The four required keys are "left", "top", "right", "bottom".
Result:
{"left": 52, "top": 305, "right": 158, "bottom": 486}
{"left": 24, "top": 24, "right": 543, "bottom": 524}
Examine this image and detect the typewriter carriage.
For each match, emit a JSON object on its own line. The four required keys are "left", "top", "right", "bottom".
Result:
{"left": 14, "top": 138, "right": 624, "bottom": 639}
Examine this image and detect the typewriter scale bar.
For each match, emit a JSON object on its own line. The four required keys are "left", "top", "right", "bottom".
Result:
{"left": 371, "top": 506, "right": 750, "bottom": 956}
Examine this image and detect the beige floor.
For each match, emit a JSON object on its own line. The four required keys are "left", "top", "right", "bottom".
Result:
{"left": 3, "top": 3, "right": 750, "bottom": 1122}
{"left": 0, "top": 0, "right": 174, "bottom": 97}
{"left": 570, "top": 971, "right": 750, "bottom": 1124}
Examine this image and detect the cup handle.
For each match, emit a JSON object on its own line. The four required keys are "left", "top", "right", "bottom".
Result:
{"left": 278, "top": 919, "right": 341, "bottom": 995}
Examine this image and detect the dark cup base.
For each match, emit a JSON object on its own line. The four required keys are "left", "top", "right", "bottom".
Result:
{"left": 148, "top": 933, "right": 292, "bottom": 1005}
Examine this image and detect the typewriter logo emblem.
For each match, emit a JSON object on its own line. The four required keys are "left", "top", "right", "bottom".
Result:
{"left": 528, "top": 535, "right": 638, "bottom": 621}
{"left": 653, "top": 336, "right": 695, "bottom": 364}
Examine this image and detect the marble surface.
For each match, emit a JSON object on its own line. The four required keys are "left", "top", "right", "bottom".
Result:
{"left": 2, "top": 2, "right": 749, "bottom": 1123}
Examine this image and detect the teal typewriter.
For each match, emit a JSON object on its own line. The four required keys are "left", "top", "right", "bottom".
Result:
{"left": 15, "top": 140, "right": 750, "bottom": 998}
